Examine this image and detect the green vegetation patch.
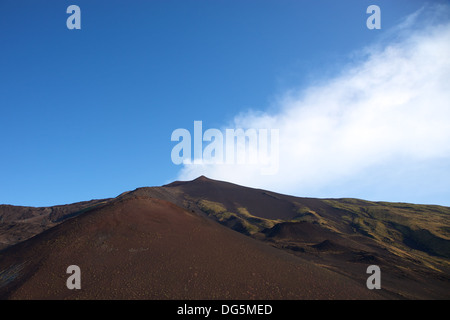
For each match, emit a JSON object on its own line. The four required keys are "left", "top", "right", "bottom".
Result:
{"left": 323, "top": 198, "right": 450, "bottom": 258}
{"left": 197, "top": 200, "right": 280, "bottom": 235}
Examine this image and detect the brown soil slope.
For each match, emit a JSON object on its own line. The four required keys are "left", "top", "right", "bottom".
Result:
{"left": 164, "top": 176, "right": 308, "bottom": 220}
{"left": 0, "top": 196, "right": 382, "bottom": 300}
{"left": 0, "top": 199, "right": 110, "bottom": 251}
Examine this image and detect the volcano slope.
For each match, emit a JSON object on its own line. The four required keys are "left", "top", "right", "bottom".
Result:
{"left": 0, "top": 176, "right": 449, "bottom": 299}
{"left": 0, "top": 199, "right": 110, "bottom": 251}
{"left": 134, "top": 176, "right": 450, "bottom": 299}
{"left": 0, "top": 196, "right": 383, "bottom": 299}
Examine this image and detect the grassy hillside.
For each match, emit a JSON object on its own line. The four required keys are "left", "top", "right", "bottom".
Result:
{"left": 197, "top": 199, "right": 281, "bottom": 235}
{"left": 322, "top": 199, "right": 450, "bottom": 259}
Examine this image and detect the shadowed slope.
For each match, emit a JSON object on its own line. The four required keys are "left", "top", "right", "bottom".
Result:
{"left": 164, "top": 176, "right": 307, "bottom": 220}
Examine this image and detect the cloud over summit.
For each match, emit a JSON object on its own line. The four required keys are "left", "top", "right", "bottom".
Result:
{"left": 177, "top": 7, "right": 450, "bottom": 205}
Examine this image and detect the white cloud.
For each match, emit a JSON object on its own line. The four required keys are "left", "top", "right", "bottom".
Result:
{"left": 176, "top": 8, "right": 450, "bottom": 204}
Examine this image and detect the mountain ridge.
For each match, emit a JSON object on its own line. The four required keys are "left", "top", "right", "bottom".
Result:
{"left": 1, "top": 176, "right": 449, "bottom": 299}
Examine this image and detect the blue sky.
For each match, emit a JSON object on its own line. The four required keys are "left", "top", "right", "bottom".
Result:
{"left": 1, "top": 0, "right": 449, "bottom": 207}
